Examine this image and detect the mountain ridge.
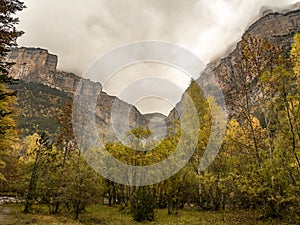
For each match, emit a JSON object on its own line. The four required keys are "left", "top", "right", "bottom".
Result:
{"left": 6, "top": 47, "right": 167, "bottom": 140}
{"left": 6, "top": 8, "right": 300, "bottom": 140}
{"left": 197, "top": 8, "right": 300, "bottom": 116}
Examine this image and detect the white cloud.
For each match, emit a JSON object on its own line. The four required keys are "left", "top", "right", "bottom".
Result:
{"left": 17, "top": 0, "right": 300, "bottom": 114}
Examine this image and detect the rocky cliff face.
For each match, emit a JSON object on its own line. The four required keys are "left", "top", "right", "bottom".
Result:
{"left": 166, "top": 9, "right": 300, "bottom": 122}
{"left": 246, "top": 10, "right": 300, "bottom": 45}
{"left": 7, "top": 9, "right": 300, "bottom": 142}
{"left": 194, "top": 9, "right": 300, "bottom": 117}
{"left": 6, "top": 47, "right": 167, "bottom": 142}
{"left": 6, "top": 47, "right": 101, "bottom": 94}
{"left": 7, "top": 48, "right": 57, "bottom": 80}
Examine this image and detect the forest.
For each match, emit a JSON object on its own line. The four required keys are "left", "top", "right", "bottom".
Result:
{"left": 0, "top": 1, "right": 300, "bottom": 224}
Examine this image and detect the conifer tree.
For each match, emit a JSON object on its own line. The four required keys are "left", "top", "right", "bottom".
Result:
{"left": 0, "top": 0, "right": 25, "bottom": 184}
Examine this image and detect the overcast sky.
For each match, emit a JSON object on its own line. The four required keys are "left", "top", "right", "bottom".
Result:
{"left": 17, "top": 0, "right": 299, "bottom": 115}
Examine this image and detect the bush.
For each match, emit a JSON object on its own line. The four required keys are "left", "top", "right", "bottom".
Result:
{"left": 131, "top": 187, "right": 155, "bottom": 222}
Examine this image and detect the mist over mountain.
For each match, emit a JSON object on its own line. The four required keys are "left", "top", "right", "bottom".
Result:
{"left": 7, "top": 8, "right": 300, "bottom": 142}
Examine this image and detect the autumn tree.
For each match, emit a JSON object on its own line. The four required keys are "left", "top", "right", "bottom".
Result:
{"left": 291, "top": 33, "right": 300, "bottom": 78}
{"left": 256, "top": 33, "right": 300, "bottom": 218}
{"left": 0, "top": 0, "right": 25, "bottom": 190}
{"left": 23, "top": 133, "right": 54, "bottom": 213}
{"left": 61, "top": 152, "right": 102, "bottom": 219}
{"left": 223, "top": 34, "right": 282, "bottom": 168}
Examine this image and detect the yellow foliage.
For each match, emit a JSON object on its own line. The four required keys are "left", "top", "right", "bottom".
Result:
{"left": 291, "top": 33, "right": 300, "bottom": 87}
{"left": 18, "top": 133, "right": 40, "bottom": 163}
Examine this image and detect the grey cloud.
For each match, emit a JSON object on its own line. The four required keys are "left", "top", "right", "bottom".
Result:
{"left": 16, "top": 0, "right": 299, "bottom": 114}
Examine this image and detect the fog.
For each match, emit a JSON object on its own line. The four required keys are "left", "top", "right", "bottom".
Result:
{"left": 17, "top": 0, "right": 300, "bottom": 114}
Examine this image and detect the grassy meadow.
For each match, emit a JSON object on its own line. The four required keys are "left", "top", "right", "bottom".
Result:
{"left": 0, "top": 204, "right": 297, "bottom": 225}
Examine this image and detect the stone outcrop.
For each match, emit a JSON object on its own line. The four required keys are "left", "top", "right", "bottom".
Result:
{"left": 166, "top": 9, "right": 300, "bottom": 122}
{"left": 244, "top": 10, "right": 300, "bottom": 51}
{"left": 6, "top": 47, "right": 167, "bottom": 142}
{"left": 194, "top": 9, "right": 300, "bottom": 116}
{"left": 7, "top": 47, "right": 57, "bottom": 80}
{"left": 6, "top": 47, "right": 101, "bottom": 94}
{"left": 6, "top": 8, "right": 300, "bottom": 142}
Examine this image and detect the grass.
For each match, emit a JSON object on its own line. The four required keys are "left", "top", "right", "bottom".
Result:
{"left": 0, "top": 204, "right": 297, "bottom": 225}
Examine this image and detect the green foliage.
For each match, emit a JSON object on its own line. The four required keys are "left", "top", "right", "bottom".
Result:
{"left": 10, "top": 80, "right": 71, "bottom": 137}
{"left": 2, "top": 24, "right": 300, "bottom": 225}
{"left": 2, "top": 203, "right": 298, "bottom": 225}
{"left": 0, "top": 0, "right": 25, "bottom": 191}
{"left": 0, "top": 84, "right": 19, "bottom": 185}
{"left": 131, "top": 187, "right": 155, "bottom": 222}
{"left": 61, "top": 153, "right": 102, "bottom": 219}
{"left": 18, "top": 132, "right": 103, "bottom": 217}
{"left": 0, "top": 0, "right": 25, "bottom": 62}
{"left": 97, "top": 34, "right": 300, "bottom": 222}
{"left": 23, "top": 133, "right": 55, "bottom": 213}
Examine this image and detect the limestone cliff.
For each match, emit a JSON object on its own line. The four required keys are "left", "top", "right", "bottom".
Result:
{"left": 7, "top": 9, "right": 300, "bottom": 141}
{"left": 166, "top": 9, "right": 300, "bottom": 121}
{"left": 6, "top": 47, "right": 101, "bottom": 94}
{"left": 190, "top": 9, "right": 300, "bottom": 119}
{"left": 6, "top": 47, "right": 166, "bottom": 141}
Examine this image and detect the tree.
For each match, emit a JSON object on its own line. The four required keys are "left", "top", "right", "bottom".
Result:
{"left": 131, "top": 187, "right": 155, "bottom": 222}
{"left": 55, "top": 99, "right": 75, "bottom": 166}
{"left": 0, "top": 0, "right": 25, "bottom": 188}
{"left": 0, "top": 0, "right": 25, "bottom": 96}
{"left": 61, "top": 152, "right": 102, "bottom": 219}
{"left": 291, "top": 33, "right": 300, "bottom": 78}
{"left": 255, "top": 33, "right": 300, "bottom": 218}
{"left": 223, "top": 34, "right": 282, "bottom": 168}
{"left": 0, "top": 89, "right": 19, "bottom": 187}
{"left": 24, "top": 133, "right": 54, "bottom": 213}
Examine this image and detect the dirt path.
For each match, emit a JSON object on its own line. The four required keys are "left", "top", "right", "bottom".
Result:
{"left": 0, "top": 207, "right": 10, "bottom": 224}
